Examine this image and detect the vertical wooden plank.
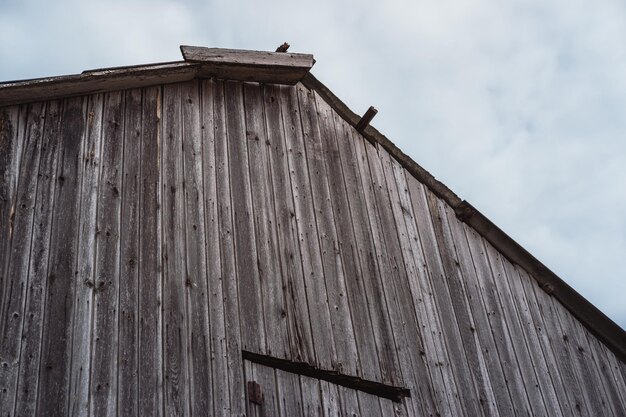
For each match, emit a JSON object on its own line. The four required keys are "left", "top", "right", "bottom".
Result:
{"left": 443, "top": 207, "right": 518, "bottom": 417}
{"left": 138, "top": 86, "right": 163, "bottom": 417}
{"left": 592, "top": 335, "right": 626, "bottom": 411}
{"left": 425, "top": 196, "right": 500, "bottom": 417}
{"left": 279, "top": 84, "right": 335, "bottom": 369}
{"left": 357, "top": 392, "right": 383, "bottom": 417}
{"left": 13, "top": 100, "right": 61, "bottom": 417}
{"left": 380, "top": 153, "right": 464, "bottom": 415}
{"left": 463, "top": 226, "right": 535, "bottom": 416}
{"left": 242, "top": 82, "right": 289, "bottom": 358}
{"left": 90, "top": 91, "right": 124, "bottom": 417}
{"left": 579, "top": 315, "right": 625, "bottom": 415}
{"left": 313, "top": 94, "right": 382, "bottom": 383}
{"left": 300, "top": 375, "right": 323, "bottom": 417}
{"left": 276, "top": 369, "right": 304, "bottom": 417}
{"left": 553, "top": 293, "right": 615, "bottom": 416}
{"left": 68, "top": 95, "right": 104, "bottom": 417}
{"left": 338, "top": 386, "right": 360, "bottom": 417}
{"left": 200, "top": 79, "right": 229, "bottom": 417}
{"left": 161, "top": 83, "right": 190, "bottom": 417}
{"left": 244, "top": 361, "right": 257, "bottom": 417}
{"left": 0, "top": 105, "right": 22, "bottom": 322}
{"left": 319, "top": 381, "right": 340, "bottom": 417}
{"left": 37, "top": 96, "right": 86, "bottom": 417}
{"left": 180, "top": 80, "right": 213, "bottom": 417}
{"left": 224, "top": 80, "right": 266, "bottom": 355}
{"left": 297, "top": 85, "right": 358, "bottom": 375}
{"left": 0, "top": 103, "right": 44, "bottom": 416}
{"left": 503, "top": 262, "right": 567, "bottom": 416}
{"left": 517, "top": 268, "right": 576, "bottom": 416}
{"left": 118, "top": 88, "right": 142, "bottom": 417}
{"left": 253, "top": 363, "right": 281, "bottom": 417}
{"left": 526, "top": 274, "right": 591, "bottom": 416}
{"left": 263, "top": 84, "right": 314, "bottom": 364}
{"left": 330, "top": 113, "right": 400, "bottom": 387}
{"left": 360, "top": 141, "right": 435, "bottom": 417}
{"left": 484, "top": 245, "right": 549, "bottom": 416}
{"left": 213, "top": 80, "right": 245, "bottom": 416}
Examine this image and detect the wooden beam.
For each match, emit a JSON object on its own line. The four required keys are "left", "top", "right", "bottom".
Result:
{"left": 0, "top": 62, "right": 197, "bottom": 107}
{"left": 355, "top": 106, "right": 378, "bottom": 132}
{"left": 242, "top": 351, "right": 410, "bottom": 402}
{"left": 180, "top": 46, "right": 314, "bottom": 85}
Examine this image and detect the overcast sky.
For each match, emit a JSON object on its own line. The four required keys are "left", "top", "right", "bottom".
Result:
{"left": 1, "top": 0, "right": 625, "bottom": 329}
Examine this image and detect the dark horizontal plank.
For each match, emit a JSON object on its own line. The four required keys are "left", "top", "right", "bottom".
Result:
{"left": 242, "top": 351, "right": 410, "bottom": 403}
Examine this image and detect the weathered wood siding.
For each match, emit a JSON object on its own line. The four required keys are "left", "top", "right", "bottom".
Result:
{"left": 0, "top": 79, "right": 624, "bottom": 417}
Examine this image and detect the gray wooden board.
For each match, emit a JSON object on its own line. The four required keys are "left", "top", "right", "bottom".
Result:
{"left": 37, "top": 97, "right": 86, "bottom": 417}
{"left": 357, "top": 391, "right": 383, "bottom": 417}
{"left": 296, "top": 84, "right": 358, "bottom": 375}
{"left": 276, "top": 368, "right": 304, "bottom": 417}
{"left": 338, "top": 386, "right": 361, "bottom": 416}
{"left": 553, "top": 291, "right": 615, "bottom": 416}
{"left": 213, "top": 80, "right": 245, "bottom": 416}
{"left": 444, "top": 210, "right": 515, "bottom": 416}
{"left": 253, "top": 362, "right": 281, "bottom": 417}
{"left": 350, "top": 136, "right": 418, "bottom": 411}
{"left": 13, "top": 100, "right": 61, "bottom": 417}
{"left": 118, "top": 88, "right": 142, "bottom": 417}
{"left": 357, "top": 140, "right": 426, "bottom": 417}
{"left": 483, "top": 244, "right": 550, "bottom": 416}
{"left": 68, "top": 95, "right": 104, "bottom": 417}
{"left": 162, "top": 83, "right": 190, "bottom": 417}
{"left": 517, "top": 268, "right": 575, "bottom": 415}
{"left": 279, "top": 84, "right": 335, "bottom": 369}
{"left": 0, "top": 102, "right": 40, "bottom": 416}
{"left": 0, "top": 105, "right": 21, "bottom": 338}
{"left": 312, "top": 90, "right": 381, "bottom": 382}
{"left": 333, "top": 115, "right": 401, "bottom": 386}
{"left": 300, "top": 374, "right": 323, "bottom": 417}
{"left": 577, "top": 310, "right": 625, "bottom": 415}
{"left": 264, "top": 84, "right": 314, "bottom": 364}
{"left": 526, "top": 271, "right": 591, "bottom": 416}
{"left": 427, "top": 194, "right": 501, "bottom": 417}
{"left": 242, "top": 82, "right": 289, "bottom": 358}
{"left": 181, "top": 80, "right": 214, "bottom": 416}
{"left": 90, "top": 91, "right": 124, "bottom": 417}
{"left": 224, "top": 80, "right": 266, "bottom": 355}
{"left": 200, "top": 79, "right": 229, "bottom": 417}
{"left": 181, "top": 46, "right": 315, "bottom": 69}
{"left": 463, "top": 226, "right": 535, "bottom": 416}
{"left": 137, "top": 86, "right": 163, "bottom": 417}
{"left": 400, "top": 163, "right": 472, "bottom": 415}
{"left": 319, "top": 380, "right": 340, "bottom": 417}
{"left": 369, "top": 145, "right": 447, "bottom": 417}
{"left": 592, "top": 336, "right": 626, "bottom": 411}
{"left": 502, "top": 261, "right": 566, "bottom": 415}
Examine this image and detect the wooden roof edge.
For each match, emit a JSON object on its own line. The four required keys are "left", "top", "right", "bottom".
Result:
{"left": 0, "top": 46, "right": 315, "bottom": 106}
{"left": 302, "top": 72, "right": 626, "bottom": 363}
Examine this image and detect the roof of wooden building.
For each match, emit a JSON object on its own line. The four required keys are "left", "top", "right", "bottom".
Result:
{"left": 1, "top": 45, "right": 624, "bottom": 363}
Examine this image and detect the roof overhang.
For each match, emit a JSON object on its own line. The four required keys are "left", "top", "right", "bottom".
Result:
{"left": 0, "top": 46, "right": 315, "bottom": 107}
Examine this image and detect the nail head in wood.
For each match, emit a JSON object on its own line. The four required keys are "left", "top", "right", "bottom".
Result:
{"left": 355, "top": 106, "right": 378, "bottom": 132}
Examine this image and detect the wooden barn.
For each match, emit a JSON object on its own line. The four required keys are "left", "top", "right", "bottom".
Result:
{"left": 0, "top": 45, "right": 624, "bottom": 417}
